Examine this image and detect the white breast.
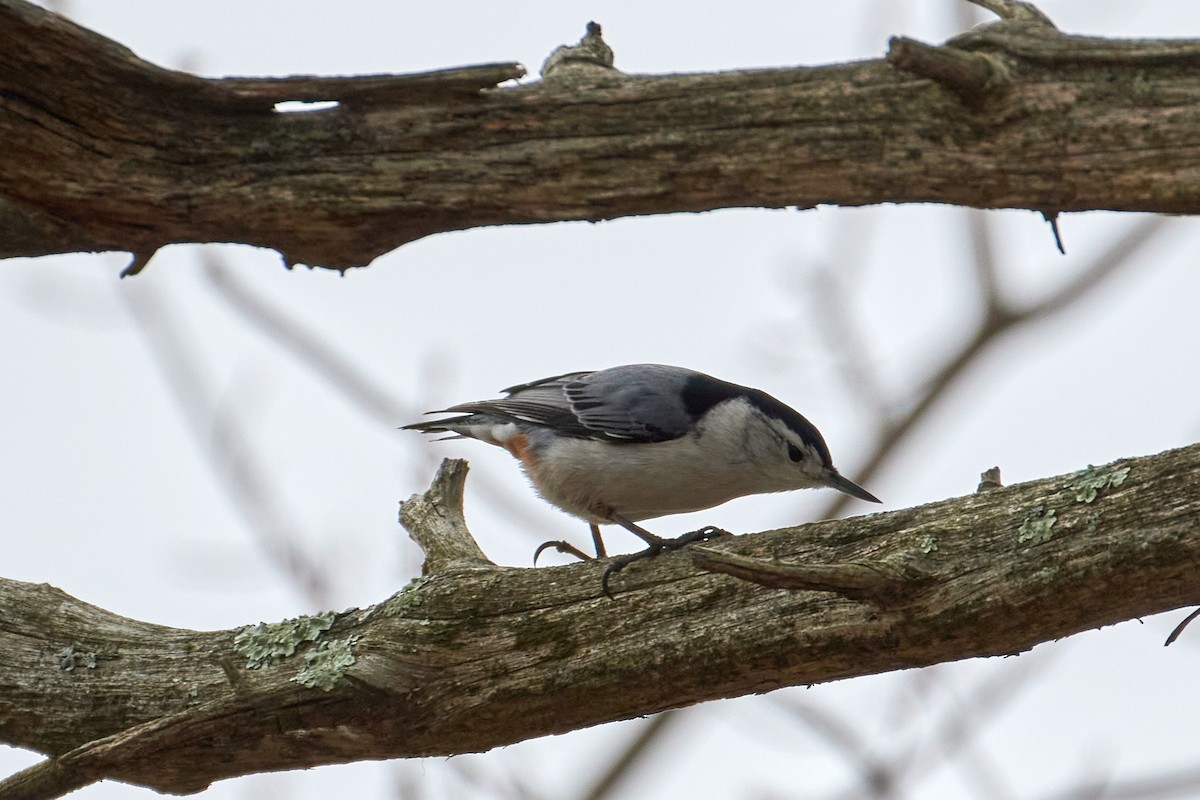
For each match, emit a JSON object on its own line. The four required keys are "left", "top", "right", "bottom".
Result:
{"left": 520, "top": 400, "right": 823, "bottom": 523}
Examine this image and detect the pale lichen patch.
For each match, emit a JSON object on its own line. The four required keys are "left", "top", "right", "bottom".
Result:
{"left": 234, "top": 612, "right": 337, "bottom": 669}
{"left": 292, "top": 636, "right": 361, "bottom": 691}
{"left": 1068, "top": 464, "right": 1130, "bottom": 503}
{"left": 1018, "top": 505, "right": 1057, "bottom": 544}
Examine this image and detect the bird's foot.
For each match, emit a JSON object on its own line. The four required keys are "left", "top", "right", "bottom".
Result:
{"left": 601, "top": 526, "right": 731, "bottom": 598}
{"left": 533, "top": 539, "right": 595, "bottom": 564}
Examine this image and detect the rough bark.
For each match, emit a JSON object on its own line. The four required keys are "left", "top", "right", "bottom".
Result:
{"left": 1, "top": 447, "right": 1198, "bottom": 799}
{"left": 4, "top": 0, "right": 1200, "bottom": 271}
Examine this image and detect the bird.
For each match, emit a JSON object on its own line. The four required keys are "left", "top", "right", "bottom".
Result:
{"left": 403, "top": 364, "right": 880, "bottom": 595}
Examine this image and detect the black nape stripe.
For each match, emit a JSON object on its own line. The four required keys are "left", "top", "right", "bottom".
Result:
{"left": 679, "top": 374, "right": 744, "bottom": 417}
{"left": 680, "top": 374, "right": 833, "bottom": 465}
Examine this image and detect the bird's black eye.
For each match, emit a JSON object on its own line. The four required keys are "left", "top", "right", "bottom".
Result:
{"left": 787, "top": 443, "right": 803, "bottom": 463}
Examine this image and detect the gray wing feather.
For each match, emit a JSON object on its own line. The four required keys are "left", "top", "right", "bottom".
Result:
{"left": 441, "top": 397, "right": 591, "bottom": 437}
{"left": 408, "top": 365, "right": 701, "bottom": 444}
{"left": 500, "top": 371, "right": 592, "bottom": 395}
{"left": 562, "top": 365, "right": 696, "bottom": 443}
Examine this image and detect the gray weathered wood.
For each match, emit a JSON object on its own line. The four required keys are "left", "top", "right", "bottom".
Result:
{"left": 4, "top": 0, "right": 1200, "bottom": 271}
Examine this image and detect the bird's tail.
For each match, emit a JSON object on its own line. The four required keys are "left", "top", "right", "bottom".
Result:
{"left": 400, "top": 414, "right": 474, "bottom": 440}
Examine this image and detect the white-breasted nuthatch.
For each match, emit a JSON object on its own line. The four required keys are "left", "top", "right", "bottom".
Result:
{"left": 404, "top": 364, "right": 880, "bottom": 593}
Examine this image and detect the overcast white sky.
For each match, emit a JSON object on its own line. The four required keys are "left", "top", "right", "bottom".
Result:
{"left": 5, "top": 2, "right": 1200, "bottom": 799}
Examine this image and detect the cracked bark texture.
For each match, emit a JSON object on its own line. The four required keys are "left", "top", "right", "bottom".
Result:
{"left": 5, "top": 0, "right": 1200, "bottom": 270}
{"left": 1, "top": 447, "right": 1198, "bottom": 797}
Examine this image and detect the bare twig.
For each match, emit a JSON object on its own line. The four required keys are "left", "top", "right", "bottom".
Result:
{"left": 968, "top": 209, "right": 1004, "bottom": 307}
{"left": 577, "top": 712, "right": 680, "bottom": 800}
{"left": 870, "top": 654, "right": 1055, "bottom": 797}
{"left": 199, "top": 251, "right": 553, "bottom": 562}
{"left": 1164, "top": 606, "right": 1200, "bottom": 646}
{"left": 770, "top": 695, "right": 896, "bottom": 799}
{"left": 122, "top": 284, "right": 334, "bottom": 606}
{"left": 202, "top": 253, "right": 408, "bottom": 425}
{"left": 809, "top": 263, "right": 890, "bottom": 419}
{"left": 966, "top": 0, "right": 1057, "bottom": 27}
{"left": 820, "top": 215, "right": 1173, "bottom": 520}
{"left": 1040, "top": 764, "right": 1200, "bottom": 800}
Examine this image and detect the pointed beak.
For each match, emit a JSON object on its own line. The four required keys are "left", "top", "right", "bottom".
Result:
{"left": 823, "top": 471, "right": 881, "bottom": 504}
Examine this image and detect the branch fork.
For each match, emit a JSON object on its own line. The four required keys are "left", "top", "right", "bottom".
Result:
{"left": 691, "top": 546, "right": 935, "bottom": 607}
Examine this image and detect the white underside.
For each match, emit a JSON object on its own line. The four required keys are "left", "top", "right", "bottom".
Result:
{"left": 450, "top": 400, "right": 832, "bottom": 524}
{"left": 530, "top": 433, "right": 826, "bottom": 524}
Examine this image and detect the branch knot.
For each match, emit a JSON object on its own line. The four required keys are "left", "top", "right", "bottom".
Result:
{"left": 398, "top": 459, "right": 494, "bottom": 573}
{"left": 541, "top": 21, "right": 617, "bottom": 78}
{"left": 887, "top": 36, "right": 1012, "bottom": 100}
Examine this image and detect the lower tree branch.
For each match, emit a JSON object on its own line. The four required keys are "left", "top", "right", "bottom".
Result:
{"left": 1, "top": 444, "right": 1198, "bottom": 798}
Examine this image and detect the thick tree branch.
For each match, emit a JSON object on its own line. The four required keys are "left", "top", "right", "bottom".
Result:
{"left": 1, "top": 444, "right": 1198, "bottom": 798}
{"left": 4, "top": 0, "right": 1200, "bottom": 270}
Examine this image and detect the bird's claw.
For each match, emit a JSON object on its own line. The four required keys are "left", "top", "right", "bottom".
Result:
{"left": 601, "top": 526, "right": 732, "bottom": 598}
{"left": 690, "top": 525, "right": 733, "bottom": 542}
{"left": 533, "top": 539, "right": 595, "bottom": 564}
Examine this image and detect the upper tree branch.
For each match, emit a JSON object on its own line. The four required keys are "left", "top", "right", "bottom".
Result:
{"left": 2, "top": 444, "right": 1199, "bottom": 798}
{"left": 4, "top": 0, "right": 1200, "bottom": 270}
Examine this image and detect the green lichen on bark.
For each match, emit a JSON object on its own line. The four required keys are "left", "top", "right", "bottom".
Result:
{"left": 292, "top": 636, "right": 360, "bottom": 691}
{"left": 1018, "top": 505, "right": 1057, "bottom": 543}
{"left": 233, "top": 612, "right": 337, "bottom": 669}
{"left": 1068, "top": 464, "right": 1130, "bottom": 503}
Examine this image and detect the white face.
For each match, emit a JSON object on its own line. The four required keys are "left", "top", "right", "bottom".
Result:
{"left": 676, "top": 398, "right": 835, "bottom": 494}
{"left": 748, "top": 414, "right": 833, "bottom": 491}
